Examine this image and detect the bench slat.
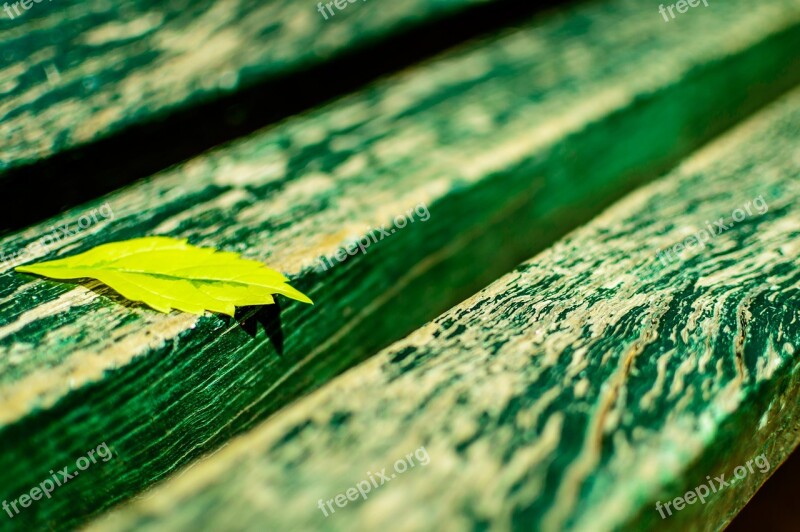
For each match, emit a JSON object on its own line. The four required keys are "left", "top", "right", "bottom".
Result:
{"left": 0, "top": 0, "right": 490, "bottom": 174}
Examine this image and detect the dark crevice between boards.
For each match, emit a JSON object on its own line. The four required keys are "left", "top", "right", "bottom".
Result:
{"left": 0, "top": 0, "right": 572, "bottom": 235}
{"left": 729, "top": 444, "right": 800, "bottom": 530}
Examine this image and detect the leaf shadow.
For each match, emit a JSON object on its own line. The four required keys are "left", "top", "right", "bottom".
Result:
{"left": 235, "top": 301, "right": 284, "bottom": 357}
{"left": 81, "top": 280, "right": 152, "bottom": 311}
{"left": 60, "top": 279, "right": 285, "bottom": 356}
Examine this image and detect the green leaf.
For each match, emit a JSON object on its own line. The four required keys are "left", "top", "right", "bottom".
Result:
{"left": 16, "top": 236, "right": 312, "bottom": 316}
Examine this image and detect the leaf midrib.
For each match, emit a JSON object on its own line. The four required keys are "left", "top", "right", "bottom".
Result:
{"left": 79, "top": 265, "right": 278, "bottom": 287}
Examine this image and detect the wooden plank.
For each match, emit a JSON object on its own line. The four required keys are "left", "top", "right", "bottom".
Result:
{"left": 88, "top": 85, "right": 800, "bottom": 532}
{"left": 0, "top": 0, "right": 490, "bottom": 174}
{"left": 1, "top": 0, "right": 534, "bottom": 231}
{"left": 1, "top": 0, "right": 800, "bottom": 528}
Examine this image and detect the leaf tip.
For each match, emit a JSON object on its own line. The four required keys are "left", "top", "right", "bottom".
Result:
{"left": 15, "top": 264, "right": 41, "bottom": 276}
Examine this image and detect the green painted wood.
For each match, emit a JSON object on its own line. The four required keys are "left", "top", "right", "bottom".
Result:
{"left": 88, "top": 85, "right": 800, "bottom": 532}
{"left": 1, "top": 0, "right": 799, "bottom": 528}
{"left": 0, "top": 0, "right": 491, "bottom": 173}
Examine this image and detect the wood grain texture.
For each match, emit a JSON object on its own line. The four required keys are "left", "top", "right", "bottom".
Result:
{"left": 0, "top": 0, "right": 489, "bottom": 173}
{"left": 88, "top": 84, "right": 800, "bottom": 532}
{"left": 1, "top": 0, "right": 799, "bottom": 528}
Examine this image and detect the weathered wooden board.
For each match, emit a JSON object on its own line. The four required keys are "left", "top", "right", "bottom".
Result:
{"left": 1, "top": 0, "right": 799, "bottom": 528}
{"left": 2, "top": 0, "right": 533, "bottom": 231}
{"left": 0, "top": 0, "right": 491, "bottom": 174}
{"left": 88, "top": 85, "right": 800, "bottom": 532}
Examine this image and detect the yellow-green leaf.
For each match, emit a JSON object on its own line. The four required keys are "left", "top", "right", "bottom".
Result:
{"left": 15, "top": 236, "right": 312, "bottom": 316}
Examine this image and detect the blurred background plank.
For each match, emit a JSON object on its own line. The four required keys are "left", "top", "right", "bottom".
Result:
{"left": 88, "top": 84, "right": 800, "bottom": 532}
{"left": 0, "top": 0, "right": 490, "bottom": 172}
{"left": 0, "top": 0, "right": 555, "bottom": 232}
{"left": 1, "top": 0, "right": 799, "bottom": 528}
